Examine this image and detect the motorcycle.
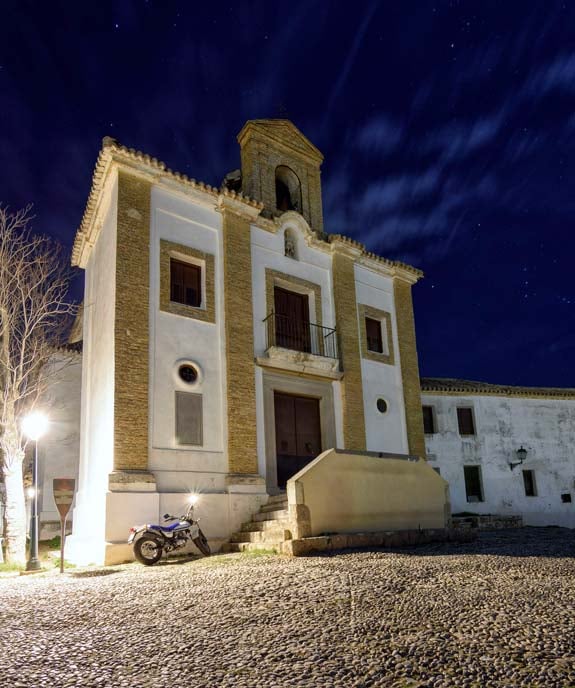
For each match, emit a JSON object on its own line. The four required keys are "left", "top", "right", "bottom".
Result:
{"left": 128, "top": 494, "right": 210, "bottom": 565}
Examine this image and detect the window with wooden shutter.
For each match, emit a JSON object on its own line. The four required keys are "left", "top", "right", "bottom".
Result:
{"left": 457, "top": 407, "right": 475, "bottom": 436}
{"left": 170, "top": 258, "right": 202, "bottom": 308}
{"left": 422, "top": 405, "right": 436, "bottom": 434}
{"left": 175, "top": 391, "right": 203, "bottom": 446}
{"left": 365, "top": 317, "right": 383, "bottom": 353}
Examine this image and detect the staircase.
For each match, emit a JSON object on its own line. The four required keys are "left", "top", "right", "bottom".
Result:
{"left": 221, "top": 493, "right": 294, "bottom": 553}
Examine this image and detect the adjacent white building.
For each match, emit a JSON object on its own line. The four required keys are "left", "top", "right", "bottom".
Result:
{"left": 422, "top": 378, "right": 575, "bottom": 528}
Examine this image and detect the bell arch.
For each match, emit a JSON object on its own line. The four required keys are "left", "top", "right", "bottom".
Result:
{"left": 275, "top": 165, "right": 302, "bottom": 213}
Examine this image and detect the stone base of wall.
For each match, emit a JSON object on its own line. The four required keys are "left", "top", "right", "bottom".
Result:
{"left": 39, "top": 521, "right": 72, "bottom": 541}
{"left": 452, "top": 514, "right": 523, "bottom": 531}
{"left": 282, "top": 527, "right": 476, "bottom": 556}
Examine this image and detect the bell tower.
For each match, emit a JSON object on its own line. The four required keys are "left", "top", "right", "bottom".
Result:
{"left": 237, "top": 119, "right": 324, "bottom": 233}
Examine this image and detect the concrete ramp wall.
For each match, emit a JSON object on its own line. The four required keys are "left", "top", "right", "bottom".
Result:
{"left": 287, "top": 448, "right": 450, "bottom": 536}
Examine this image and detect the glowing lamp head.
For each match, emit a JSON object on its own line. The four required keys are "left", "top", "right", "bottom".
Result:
{"left": 188, "top": 493, "right": 199, "bottom": 506}
{"left": 21, "top": 411, "right": 49, "bottom": 441}
{"left": 26, "top": 487, "right": 36, "bottom": 499}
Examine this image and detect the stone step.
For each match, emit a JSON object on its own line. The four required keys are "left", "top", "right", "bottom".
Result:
{"left": 253, "top": 509, "right": 289, "bottom": 522}
{"left": 220, "top": 541, "right": 283, "bottom": 554}
{"left": 240, "top": 518, "right": 292, "bottom": 533}
{"left": 260, "top": 501, "right": 288, "bottom": 513}
{"left": 266, "top": 493, "right": 288, "bottom": 505}
{"left": 231, "top": 528, "right": 291, "bottom": 544}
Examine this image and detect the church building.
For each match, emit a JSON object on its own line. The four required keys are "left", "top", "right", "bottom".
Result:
{"left": 66, "top": 120, "right": 439, "bottom": 565}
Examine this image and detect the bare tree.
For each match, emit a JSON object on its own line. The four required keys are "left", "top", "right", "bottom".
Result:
{"left": 0, "top": 206, "right": 76, "bottom": 564}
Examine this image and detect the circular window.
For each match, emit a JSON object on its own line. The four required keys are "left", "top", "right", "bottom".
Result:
{"left": 178, "top": 364, "right": 198, "bottom": 384}
{"left": 376, "top": 398, "right": 388, "bottom": 414}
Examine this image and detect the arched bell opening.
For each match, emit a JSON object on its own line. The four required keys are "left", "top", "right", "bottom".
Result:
{"left": 275, "top": 166, "right": 302, "bottom": 213}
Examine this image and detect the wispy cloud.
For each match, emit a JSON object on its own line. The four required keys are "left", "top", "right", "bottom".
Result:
{"left": 524, "top": 52, "right": 575, "bottom": 96}
{"left": 354, "top": 114, "right": 404, "bottom": 155}
{"left": 423, "top": 113, "right": 504, "bottom": 162}
{"left": 322, "top": 1, "right": 379, "bottom": 126}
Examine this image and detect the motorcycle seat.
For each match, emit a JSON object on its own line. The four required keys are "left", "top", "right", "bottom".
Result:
{"left": 151, "top": 522, "right": 180, "bottom": 532}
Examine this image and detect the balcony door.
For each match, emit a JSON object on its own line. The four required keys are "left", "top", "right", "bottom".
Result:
{"left": 274, "top": 286, "right": 311, "bottom": 352}
{"left": 274, "top": 392, "right": 322, "bottom": 489}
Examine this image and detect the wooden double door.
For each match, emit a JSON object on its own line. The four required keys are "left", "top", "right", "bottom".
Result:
{"left": 274, "top": 392, "right": 322, "bottom": 489}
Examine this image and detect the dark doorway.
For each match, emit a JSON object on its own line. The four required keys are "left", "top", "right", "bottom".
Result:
{"left": 274, "top": 392, "right": 321, "bottom": 488}
{"left": 274, "top": 286, "right": 311, "bottom": 352}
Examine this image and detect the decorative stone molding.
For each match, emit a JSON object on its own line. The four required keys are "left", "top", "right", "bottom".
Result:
{"left": 159, "top": 239, "right": 216, "bottom": 323}
{"left": 73, "top": 136, "right": 262, "bottom": 268}
{"left": 108, "top": 470, "right": 157, "bottom": 493}
{"left": 72, "top": 134, "right": 424, "bottom": 289}
{"left": 421, "top": 377, "right": 575, "bottom": 399}
{"left": 256, "top": 348, "right": 342, "bottom": 380}
{"left": 358, "top": 304, "right": 395, "bottom": 366}
{"left": 265, "top": 268, "right": 323, "bottom": 326}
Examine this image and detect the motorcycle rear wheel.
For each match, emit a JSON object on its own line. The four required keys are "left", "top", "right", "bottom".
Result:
{"left": 134, "top": 535, "right": 163, "bottom": 565}
{"left": 193, "top": 529, "right": 211, "bottom": 556}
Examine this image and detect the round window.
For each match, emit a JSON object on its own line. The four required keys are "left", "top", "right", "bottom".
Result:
{"left": 376, "top": 398, "right": 388, "bottom": 414}
{"left": 178, "top": 364, "right": 198, "bottom": 384}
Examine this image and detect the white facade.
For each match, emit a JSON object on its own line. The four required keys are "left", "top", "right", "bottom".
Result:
{"left": 65, "top": 122, "right": 421, "bottom": 565}
{"left": 422, "top": 385, "right": 575, "bottom": 528}
{"left": 37, "top": 352, "right": 82, "bottom": 537}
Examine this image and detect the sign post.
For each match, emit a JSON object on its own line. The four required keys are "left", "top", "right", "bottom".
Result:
{"left": 53, "top": 478, "right": 75, "bottom": 573}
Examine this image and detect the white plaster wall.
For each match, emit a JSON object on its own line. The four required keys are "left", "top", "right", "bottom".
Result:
{"left": 423, "top": 392, "right": 575, "bottom": 528}
{"left": 149, "top": 187, "right": 227, "bottom": 491}
{"left": 355, "top": 264, "right": 409, "bottom": 454}
{"left": 67, "top": 175, "right": 118, "bottom": 564}
{"left": 251, "top": 223, "right": 335, "bottom": 355}
{"left": 251, "top": 221, "right": 343, "bottom": 481}
{"left": 39, "top": 352, "right": 82, "bottom": 529}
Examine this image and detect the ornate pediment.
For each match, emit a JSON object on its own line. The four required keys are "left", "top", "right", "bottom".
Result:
{"left": 237, "top": 119, "right": 323, "bottom": 164}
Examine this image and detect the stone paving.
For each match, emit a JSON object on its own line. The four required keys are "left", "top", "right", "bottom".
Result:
{"left": 1, "top": 528, "right": 574, "bottom": 688}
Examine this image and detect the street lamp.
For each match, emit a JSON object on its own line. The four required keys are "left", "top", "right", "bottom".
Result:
{"left": 21, "top": 411, "right": 49, "bottom": 571}
{"left": 509, "top": 445, "right": 528, "bottom": 471}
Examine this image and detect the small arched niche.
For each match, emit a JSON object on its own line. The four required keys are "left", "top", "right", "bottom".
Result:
{"left": 284, "top": 228, "right": 298, "bottom": 259}
{"left": 275, "top": 166, "right": 302, "bottom": 213}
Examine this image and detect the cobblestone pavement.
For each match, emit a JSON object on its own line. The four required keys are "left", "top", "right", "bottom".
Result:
{"left": 1, "top": 528, "right": 574, "bottom": 688}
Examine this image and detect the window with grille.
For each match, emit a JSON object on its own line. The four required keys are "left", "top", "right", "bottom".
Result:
{"left": 175, "top": 391, "right": 203, "bottom": 446}
{"left": 422, "top": 405, "right": 436, "bottom": 434}
{"left": 365, "top": 317, "right": 383, "bottom": 353}
{"left": 170, "top": 258, "right": 202, "bottom": 308}
{"left": 457, "top": 407, "right": 475, "bottom": 436}
{"left": 522, "top": 470, "right": 537, "bottom": 497}
{"left": 464, "top": 465, "right": 484, "bottom": 502}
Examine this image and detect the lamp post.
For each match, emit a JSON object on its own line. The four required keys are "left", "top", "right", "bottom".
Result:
{"left": 21, "top": 411, "right": 49, "bottom": 571}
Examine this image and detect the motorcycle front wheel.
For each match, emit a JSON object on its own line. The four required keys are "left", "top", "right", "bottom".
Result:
{"left": 193, "top": 529, "right": 211, "bottom": 556}
{"left": 134, "top": 535, "right": 163, "bottom": 565}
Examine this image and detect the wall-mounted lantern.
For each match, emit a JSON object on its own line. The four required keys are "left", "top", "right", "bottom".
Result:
{"left": 509, "top": 445, "right": 528, "bottom": 471}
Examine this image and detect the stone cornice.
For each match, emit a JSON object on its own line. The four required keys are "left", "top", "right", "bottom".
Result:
{"left": 237, "top": 119, "right": 324, "bottom": 164}
{"left": 329, "top": 234, "right": 423, "bottom": 283}
{"left": 216, "top": 193, "right": 262, "bottom": 221}
{"left": 72, "top": 137, "right": 423, "bottom": 283}
{"left": 72, "top": 137, "right": 263, "bottom": 267}
{"left": 421, "top": 377, "right": 575, "bottom": 400}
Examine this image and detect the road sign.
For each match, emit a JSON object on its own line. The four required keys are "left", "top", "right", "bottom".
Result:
{"left": 53, "top": 478, "right": 75, "bottom": 573}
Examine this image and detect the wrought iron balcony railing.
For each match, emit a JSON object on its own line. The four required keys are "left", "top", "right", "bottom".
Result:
{"left": 263, "top": 311, "right": 339, "bottom": 360}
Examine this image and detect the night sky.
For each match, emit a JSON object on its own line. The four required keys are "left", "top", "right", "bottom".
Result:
{"left": 1, "top": 1, "right": 573, "bottom": 387}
